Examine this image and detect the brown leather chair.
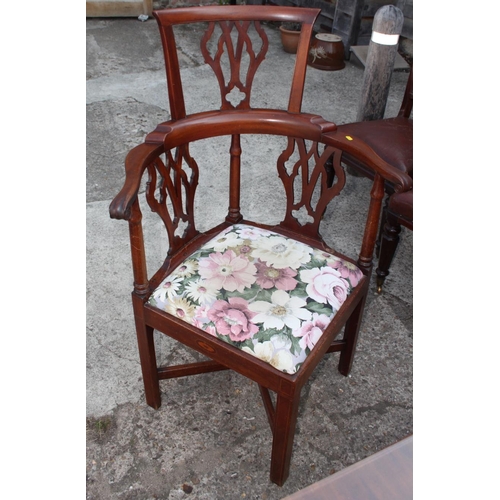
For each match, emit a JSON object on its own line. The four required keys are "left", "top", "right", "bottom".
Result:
{"left": 375, "top": 189, "right": 413, "bottom": 292}
{"left": 336, "top": 67, "right": 412, "bottom": 184}
{"left": 109, "top": 5, "right": 412, "bottom": 486}
{"left": 329, "top": 68, "right": 412, "bottom": 291}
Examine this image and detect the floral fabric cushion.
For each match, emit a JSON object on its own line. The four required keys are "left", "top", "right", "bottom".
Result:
{"left": 148, "top": 224, "right": 363, "bottom": 374}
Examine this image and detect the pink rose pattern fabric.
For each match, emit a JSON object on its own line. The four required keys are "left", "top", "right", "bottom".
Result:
{"left": 148, "top": 224, "right": 363, "bottom": 374}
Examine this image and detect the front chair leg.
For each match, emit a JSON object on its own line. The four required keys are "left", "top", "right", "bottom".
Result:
{"left": 133, "top": 312, "right": 161, "bottom": 409}
{"left": 270, "top": 392, "right": 301, "bottom": 486}
{"left": 338, "top": 295, "right": 367, "bottom": 376}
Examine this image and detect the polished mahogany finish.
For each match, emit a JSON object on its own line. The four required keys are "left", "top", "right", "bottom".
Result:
{"left": 109, "top": 5, "right": 412, "bottom": 486}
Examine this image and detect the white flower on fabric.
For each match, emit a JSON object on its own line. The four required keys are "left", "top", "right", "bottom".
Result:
{"left": 152, "top": 275, "right": 183, "bottom": 302}
{"left": 210, "top": 231, "right": 244, "bottom": 252}
{"left": 242, "top": 342, "right": 273, "bottom": 363}
{"left": 270, "top": 333, "right": 292, "bottom": 351}
{"left": 165, "top": 296, "right": 196, "bottom": 323}
{"left": 184, "top": 279, "right": 219, "bottom": 305}
{"left": 270, "top": 349, "right": 294, "bottom": 373}
{"left": 236, "top": 225, "right": 273, "bottom": 240}
{"left": 242, "top": 341, "right": 295, "bottom": 373}
{"left": 251, "top": 235, "right": 311, "bottom": 269}
{"left": 174, "top": 260, "right": 198, "bottom": 278}
{"left": 249, "top": 289, "right": 312, "bottom": 330}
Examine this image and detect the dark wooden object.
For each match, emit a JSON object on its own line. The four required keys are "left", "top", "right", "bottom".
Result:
{"left": 376, "top": 189, "right": 413, "bottom": 292}
{"left": 331, "top": 0, "right": 364, "bottom": 59}
{"left": 282, "top": 435, "right": 413, "bottom": 499}
{"left": 109, "top": 5, "right": 412, "bottom": 486}
{"left": 357, "top": 4, "right": 404, "bottom": 122}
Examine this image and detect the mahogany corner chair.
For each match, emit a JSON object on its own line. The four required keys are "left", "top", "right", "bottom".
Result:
{"left": 109, "top": 5, "right": 412, "bottom": 486}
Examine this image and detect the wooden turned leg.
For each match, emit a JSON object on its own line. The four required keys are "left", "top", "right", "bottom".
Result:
{"left": 376, "top": 216, "right": 402, "bottom": 293}
{"left": 338, "top": 296, "right": 366, "bottom": 376}
{"left": 270, "top": 392, "right": 301, "bottom": 486}
{"left": 375, "top": 195, "right": 390, "bottom": 258}
{"left": 134, "top": 321, "right": 161, "bottom": 409}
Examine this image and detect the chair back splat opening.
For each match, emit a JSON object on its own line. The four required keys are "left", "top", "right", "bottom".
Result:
{"left": 109, "top": 5, "right": 412, "bottom": 487}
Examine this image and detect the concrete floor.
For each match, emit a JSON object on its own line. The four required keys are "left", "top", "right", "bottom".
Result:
{"left": 86, "top": 14, "right": 412, "bottom": 500}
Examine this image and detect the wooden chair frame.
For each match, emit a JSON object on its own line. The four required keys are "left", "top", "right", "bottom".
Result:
{"left": 109, "top": 6, "right": 412, "bottom": 486}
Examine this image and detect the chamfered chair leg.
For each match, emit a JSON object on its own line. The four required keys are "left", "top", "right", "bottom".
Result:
{"left": 132, "top": 296, "right": 161, "bottom": 409}
{"left": 376, "top": 216, "right": 402, "bottom": 293}
{"left": 338, "top": 295, "right": 367, "bottom": 377}
{"left": 134, "top": 320, "right": 161, "bottom": 409}
{"left": 270, "top": 392, "right": 301, "bottom": 486}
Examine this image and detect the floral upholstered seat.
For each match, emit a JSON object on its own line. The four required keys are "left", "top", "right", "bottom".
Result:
{"left": 148, "top": 224, "right": 363, "bottom": 374}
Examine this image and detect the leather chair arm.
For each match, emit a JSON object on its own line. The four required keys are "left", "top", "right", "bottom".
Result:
{"left": 322, "top": 130, "right": 413, "bottom": 193}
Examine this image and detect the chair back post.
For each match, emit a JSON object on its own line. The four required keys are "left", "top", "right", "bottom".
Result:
{"left": 357, "top": 173, "right": 385, "bottom": 274}
{"left": 226, "top": 133, "right": 243, "bottom": 223}
{"left": 155, "top": 22, "right": 187, "bottom": 121}
{"left": 288, "top": 20, "right": 315, "bottom": 113}
{"left": 128, "top": 201, "right": 149, "bottom": 297}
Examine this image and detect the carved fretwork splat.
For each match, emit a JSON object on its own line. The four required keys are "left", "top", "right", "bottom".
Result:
{"left": 201, "top": 20, "right": 268, "bottom": 110}
{"left": 145, "top": 145, "right": 200, "bottom": 254}
{"left": 278, "top": 139, "right": 345, "bottom": 239}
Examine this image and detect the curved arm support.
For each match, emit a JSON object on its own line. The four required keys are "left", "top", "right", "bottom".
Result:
{"left": 109, "top": 143, "right": 165, "bottom": 220}
{"left": 322, "top": 130, "right": 413, "bottom": 193}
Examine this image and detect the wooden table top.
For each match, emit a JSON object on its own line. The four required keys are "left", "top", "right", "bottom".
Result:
{"left": 282, "top": 436, "right": 413, "bottom": 500}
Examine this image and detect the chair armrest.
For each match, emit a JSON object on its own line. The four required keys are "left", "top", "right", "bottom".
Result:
{"left": 110, "top": 110, "right": 335, "bottom": 224}
{"left": 322, "top": 130, "right": 413, "bottom": 193}
{"left": 145, "top": 109, "right": 337, "bottom": 146}
{"left": 109, "top": 142, "right": 165, "bottom": 220}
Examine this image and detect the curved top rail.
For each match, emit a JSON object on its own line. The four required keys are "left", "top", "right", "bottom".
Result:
{"left": 153, "top": 5, "right": 320, "bottom": 26}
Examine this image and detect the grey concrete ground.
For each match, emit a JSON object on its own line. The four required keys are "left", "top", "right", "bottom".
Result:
{"left": 86, "top": 15, "right": 412, "bottom": 500}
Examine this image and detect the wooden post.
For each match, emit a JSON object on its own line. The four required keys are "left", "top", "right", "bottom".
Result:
{"left": 356, "top": 5, "right": 404, "bottom": 122}
{"left": 226, "top": 134, "right": 242, "bottom": 224}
